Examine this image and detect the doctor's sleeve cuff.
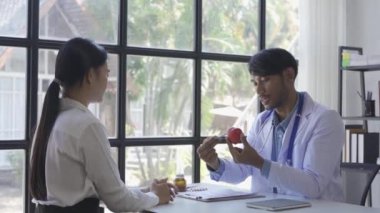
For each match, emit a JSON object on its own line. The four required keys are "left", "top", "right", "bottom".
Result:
{"left": 208, "top": 159, "right": 225, "bottom": 181}
{"left": 260, "top": 159, "right": 271, "bottom": 179}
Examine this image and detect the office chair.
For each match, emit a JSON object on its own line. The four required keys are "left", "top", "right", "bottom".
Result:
{"left": 340, "top": 163, "right": 380, "bottom": 206}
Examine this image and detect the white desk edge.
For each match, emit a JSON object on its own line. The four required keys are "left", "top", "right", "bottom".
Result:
{"left": 148, "top": 184, "right": 380, "bottom": 213}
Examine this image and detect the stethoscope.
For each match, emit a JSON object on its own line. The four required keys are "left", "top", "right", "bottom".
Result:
{"left": 257, "top": 92, "right": 305, "bottom": 166}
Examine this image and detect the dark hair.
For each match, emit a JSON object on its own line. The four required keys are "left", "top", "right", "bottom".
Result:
{"left": 30, "top": 37, "right": 107, "bottom": 200}
{"left": 248, "top": 48, "right": 298, "bottom": 77}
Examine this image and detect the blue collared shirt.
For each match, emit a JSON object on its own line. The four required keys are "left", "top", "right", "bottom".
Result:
{"left": 261, "top": 94, "right": 299, "bottom": 178}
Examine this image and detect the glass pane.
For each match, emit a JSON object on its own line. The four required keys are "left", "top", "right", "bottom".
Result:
{"left": 202, "top": 0, "right": 259, "bottom": 55}
{"left": 266, "top": 0, "right": 300, "bottom": 57}
{"left": 127, "top": 0, "right": 194, "bottom": 50}
{"left": 39, "top": 0, "right": 119, "bottom": 44}
{"left": 125, "top": 145, "right": 193, "bottom": 187}
{"left": 0, "top": 150, "right": 25, "bottom": 213}
{"left": 0, "top": 0, "right": 27, "bottom": 37}
{"left": 0, "top": 47, "right": 26, "bottom": 140}
{"left": 38, "top": 49, "right": 119, "bottom": 138}
{"left": 126, "top": 56, "right": 194, "bottom": 137}
{"left": 200, "top": 144, "right": 251, "bottom": 189}
{"left": 89, "top": 54, "right": 118, "bottom": 138}
{"left": 110, "top": 147, "right": 118, "bottom": 164}
{"left": 201, "top": 60, "right": 258, "bottom": 136}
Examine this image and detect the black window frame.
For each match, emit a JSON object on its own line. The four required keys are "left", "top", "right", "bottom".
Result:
{"left": 0, "top": 0, "right": 267, "bottom": 212}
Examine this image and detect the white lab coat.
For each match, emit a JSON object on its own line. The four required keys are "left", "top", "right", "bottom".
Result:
{"left": 217, "top": 92, "right": 344, "bottom": 201}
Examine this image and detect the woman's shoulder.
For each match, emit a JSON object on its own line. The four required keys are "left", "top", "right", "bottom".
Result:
{"left": 56, "top": 108, "right": 102, "bottom": 136}
{"left": 59, "top": 98, "right": 99, "bottom": 123}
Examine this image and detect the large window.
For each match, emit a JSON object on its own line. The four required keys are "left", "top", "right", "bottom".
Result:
{"left": 39, "top": 0, "right": 119, "bottom": 44}
{"left": 0, "top": 0, "right": 299, "bottom": 212}
{"left": 126, "top": 56, "right": 194, "bottom": 137}
{"left": 202, "top": 0, "right": 259, "bottom": 55}
{"left": 0, "top": 0, "right": 27, "bottom": 38}
{"left": 0, "top": 47, "right": 26, "bottom": 140}
{"left": 0, "top": 150, "right": 25, "bottom": 213}
{"left": 266, "top": 0, "right": 299, "bottom": 57}
{"left": 127, "top": 0, "right": 194, "bottom": 50}
{"left": 125, "top": 145, "right": 193, "bottom": 187}
{"left": 201, "top": 60, "right": 256, "bottom": 136}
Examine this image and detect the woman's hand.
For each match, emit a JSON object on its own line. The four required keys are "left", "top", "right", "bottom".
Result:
{"left": 154, "top": 178, "right": 178, "bottom": 197}
{"left": 150, "top": 178, "right": 177, "bottom": 204}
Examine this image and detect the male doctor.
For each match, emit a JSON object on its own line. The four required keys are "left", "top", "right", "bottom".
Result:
{"left": 197, "top": 48, "right": 344, "bottom": 201}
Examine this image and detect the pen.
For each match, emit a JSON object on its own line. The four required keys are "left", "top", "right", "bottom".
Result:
{"left": 367, "top": 91, "right": 372, "bottom": 100}
{"left": 356, "top": 91, "right": 365, "bottom": 101}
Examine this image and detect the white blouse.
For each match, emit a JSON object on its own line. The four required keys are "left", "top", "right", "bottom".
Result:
{"left": 34, "top": 98, "right": 158, "bottom": 212}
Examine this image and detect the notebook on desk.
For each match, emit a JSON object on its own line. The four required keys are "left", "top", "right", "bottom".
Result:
{"left": 177, "top": 184, "right": 264, "bottom": 202}
{"left": 246, "top": 198, "right": 311, "bottom": 211}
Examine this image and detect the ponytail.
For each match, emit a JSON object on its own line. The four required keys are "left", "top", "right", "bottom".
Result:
{"left": 30, "top": 81, "right": 61, "bottom": 200}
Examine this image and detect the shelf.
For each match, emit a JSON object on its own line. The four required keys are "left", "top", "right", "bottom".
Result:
{"left": 339, "top": 46, "right": 380, "bottom": 132}
{"left": 341, "top": 116, "right": 380, "bottom": 121}
{"left": 341, "top": 64, "right": 380, "bottom": 72}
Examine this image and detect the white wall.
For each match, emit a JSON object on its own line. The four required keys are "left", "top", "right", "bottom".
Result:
{"left": 345, "top": 0, "right": 380, "bottom": 208}
{"left": 345, "top": 0, "right": 380, "bottom": 125}
{"left": 347, "top": 0, "right": 380, "bottom": 54}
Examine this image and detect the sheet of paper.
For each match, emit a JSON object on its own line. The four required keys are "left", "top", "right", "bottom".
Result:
{"left": 178, "top": 184, "right": 264, "bottom": 202}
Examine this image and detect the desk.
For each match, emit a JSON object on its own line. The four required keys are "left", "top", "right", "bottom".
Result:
{"left": 149, "top": 185, "right": 380, "bottom": 213}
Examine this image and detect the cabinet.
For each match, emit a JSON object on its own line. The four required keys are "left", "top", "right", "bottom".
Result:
{"left": 338, "top": 46, "right": 380, "bottom": 131}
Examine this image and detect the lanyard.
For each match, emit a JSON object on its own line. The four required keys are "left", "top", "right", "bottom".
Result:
{"left": 286, "top": 93, "right": 304, "bottom": 166}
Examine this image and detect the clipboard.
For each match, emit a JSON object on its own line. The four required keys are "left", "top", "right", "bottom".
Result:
{"left": 246, "top": 198, "right": 311, "bottom": 211}
{"left": 177, "top": 184, "right": 264, "bottom": 202}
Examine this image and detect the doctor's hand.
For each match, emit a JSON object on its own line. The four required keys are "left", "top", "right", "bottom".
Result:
{"left": 227, "top": 134, "right": 264, "bottom": 169}
{"left": 197, "top": 136, "right": 220, "bottom": 170}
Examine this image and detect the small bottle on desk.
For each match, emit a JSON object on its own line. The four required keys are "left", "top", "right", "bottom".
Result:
{"left": 174, "top": 174, "right": 187, "bottom": 192}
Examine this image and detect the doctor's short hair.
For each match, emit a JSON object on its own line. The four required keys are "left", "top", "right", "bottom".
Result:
{"left": 248, "top": 48, "right": 298, "bottom": 78}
